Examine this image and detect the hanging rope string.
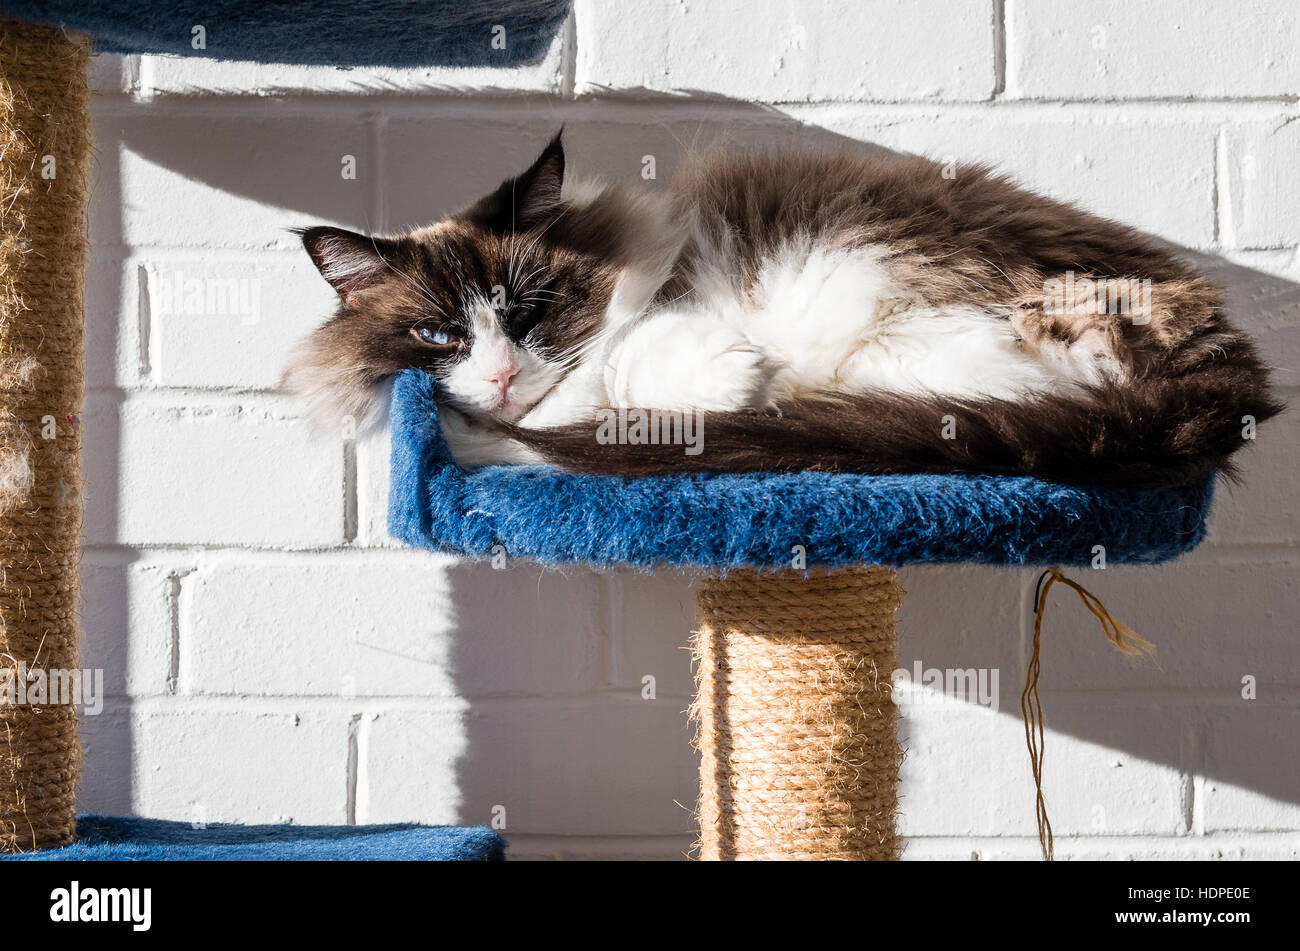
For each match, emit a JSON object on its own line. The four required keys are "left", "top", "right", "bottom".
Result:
{"left": 1022, "top": 567, "right": 1155, "bottom": 862}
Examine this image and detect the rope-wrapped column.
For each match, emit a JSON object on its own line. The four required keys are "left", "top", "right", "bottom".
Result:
{"left": 693, "top": 566, "right": 902, "bottom": 860}
{"left": 0, "top": 20, "right": 90, "bottom": 852}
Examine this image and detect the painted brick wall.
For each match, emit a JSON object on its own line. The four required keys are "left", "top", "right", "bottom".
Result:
{"left": 78, "top": 0, "right": 1299, "bottom": 859}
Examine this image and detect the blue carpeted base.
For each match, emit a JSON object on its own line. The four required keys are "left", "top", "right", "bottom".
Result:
{"left": 0, "top": 816, "right": 505, "bottom": 861}
{"left": 388, "top": 370, "right": 1214, "bottom": 571}
{"left": 0, "top": 1, "right": 570, "bottom": 68}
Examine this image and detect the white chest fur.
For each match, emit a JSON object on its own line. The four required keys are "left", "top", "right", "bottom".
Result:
{"left": 598, "top": 241, "right": 1102, "bottom": 415}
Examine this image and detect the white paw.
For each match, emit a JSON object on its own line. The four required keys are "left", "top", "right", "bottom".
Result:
{"left": 606, "top": 313, "right": 774, "bottom": 411}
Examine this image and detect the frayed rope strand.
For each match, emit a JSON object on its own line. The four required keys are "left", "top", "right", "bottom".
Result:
{"left": 1022, "top": 567, "right": 1155, "bottom": 862}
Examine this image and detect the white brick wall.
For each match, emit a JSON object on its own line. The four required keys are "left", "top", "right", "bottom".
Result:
{"left": 78, "top": 1, "right": 1300, "bottom": 860}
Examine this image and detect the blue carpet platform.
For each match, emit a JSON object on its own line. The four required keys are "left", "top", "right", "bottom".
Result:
{"left": 388, "top": 370, "right": 1214, "bottom": 570}
{"left": 0, "top": 817, "right": 505, "bottom": 862}
{"left": 0, "top": 0, "right": 571, "bottom": 67}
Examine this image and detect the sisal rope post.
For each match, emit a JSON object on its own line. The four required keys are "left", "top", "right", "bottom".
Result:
{"left": 0, "top": 19, "right": 91, "bottom": 852}
{"left": 692, "top": 566, "right": 903, "bottom": 860}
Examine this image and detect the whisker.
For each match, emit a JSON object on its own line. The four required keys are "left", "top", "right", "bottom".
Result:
{"left": 514, "top": 263, "right": 550, "bottom": 295}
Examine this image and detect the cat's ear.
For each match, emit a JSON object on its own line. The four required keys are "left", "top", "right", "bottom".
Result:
{"left": 462, "top": 130, "right": 566, "bottom": 233}
{"left": 298, "top": 226, "right": 397, "bottom": 298}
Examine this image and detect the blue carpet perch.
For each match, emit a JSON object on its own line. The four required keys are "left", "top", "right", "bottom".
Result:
{"left": 389, "top": 369, "right": 1213, "bottom": 571}
{"left": 0, "top": 816, "right": 505, "bottom": 861}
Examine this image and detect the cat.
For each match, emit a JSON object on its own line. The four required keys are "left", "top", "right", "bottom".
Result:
{"left": 285, "top": 131, "right": 1279, "bottom": 486}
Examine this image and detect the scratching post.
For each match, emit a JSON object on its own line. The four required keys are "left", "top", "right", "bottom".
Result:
{"left": 0, "top": 20, "right": 90, "bottom": 853}
{"left": 693, "top": 566, "right": 902, "bottom": 860}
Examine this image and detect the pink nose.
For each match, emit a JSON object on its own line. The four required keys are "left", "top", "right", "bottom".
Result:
{"left": 485, "top": 365, "right": 519, "bottom": 394}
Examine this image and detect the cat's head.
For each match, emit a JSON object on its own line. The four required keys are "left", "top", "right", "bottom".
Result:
{"left": 286, "top": 132, "right": 633, "bottom": 425}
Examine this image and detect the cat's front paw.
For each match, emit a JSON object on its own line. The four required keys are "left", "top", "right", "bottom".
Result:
{"left": 607, "top": 314, "right": 775, "bottom": 411}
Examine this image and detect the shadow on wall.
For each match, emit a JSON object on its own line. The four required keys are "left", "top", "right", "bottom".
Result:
{"left": 81, "top": 93, "right": 1298, "bottom": 849}
{"left": 77, "top": 113, "right": 130, "bottom": 819}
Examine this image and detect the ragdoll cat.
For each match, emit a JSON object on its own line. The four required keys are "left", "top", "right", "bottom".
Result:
{"left": 286, "top": 131, "right": 1278, "bottom": 485}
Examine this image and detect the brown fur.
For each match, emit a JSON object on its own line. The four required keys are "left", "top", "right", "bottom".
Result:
{"left": 513, "top": 149, "right": 1281, "bottom": 486}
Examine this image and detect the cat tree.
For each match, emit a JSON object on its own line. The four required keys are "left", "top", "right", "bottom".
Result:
{"left": 388, "top": 370, "right": 1213, "bottom": 860}
{"left": 0, "top": 1, "right": 1220, "bottom": 860}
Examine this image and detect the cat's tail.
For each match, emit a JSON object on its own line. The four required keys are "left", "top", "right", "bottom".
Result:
{"left": 503, "top": 367, "right": 1283, "bottom": 487}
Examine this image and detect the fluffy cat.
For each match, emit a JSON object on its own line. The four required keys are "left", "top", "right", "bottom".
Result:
{"left": 286, "top": 131, "right": 1279, "bottom": 485}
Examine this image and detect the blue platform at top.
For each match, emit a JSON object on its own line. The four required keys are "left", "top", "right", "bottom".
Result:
{"left": 387, "top": 370, "right": 1214, "bottom": 571}
{"left": 0, "top": 816, "right": 505, "bottom": 861}
{"left": 0, "top": 1, "right": 570, "bottom": 68}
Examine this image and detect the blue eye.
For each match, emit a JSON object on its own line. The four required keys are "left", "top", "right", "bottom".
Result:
{"left": 413, "top": 326, "right": 459, "bottom": 348}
